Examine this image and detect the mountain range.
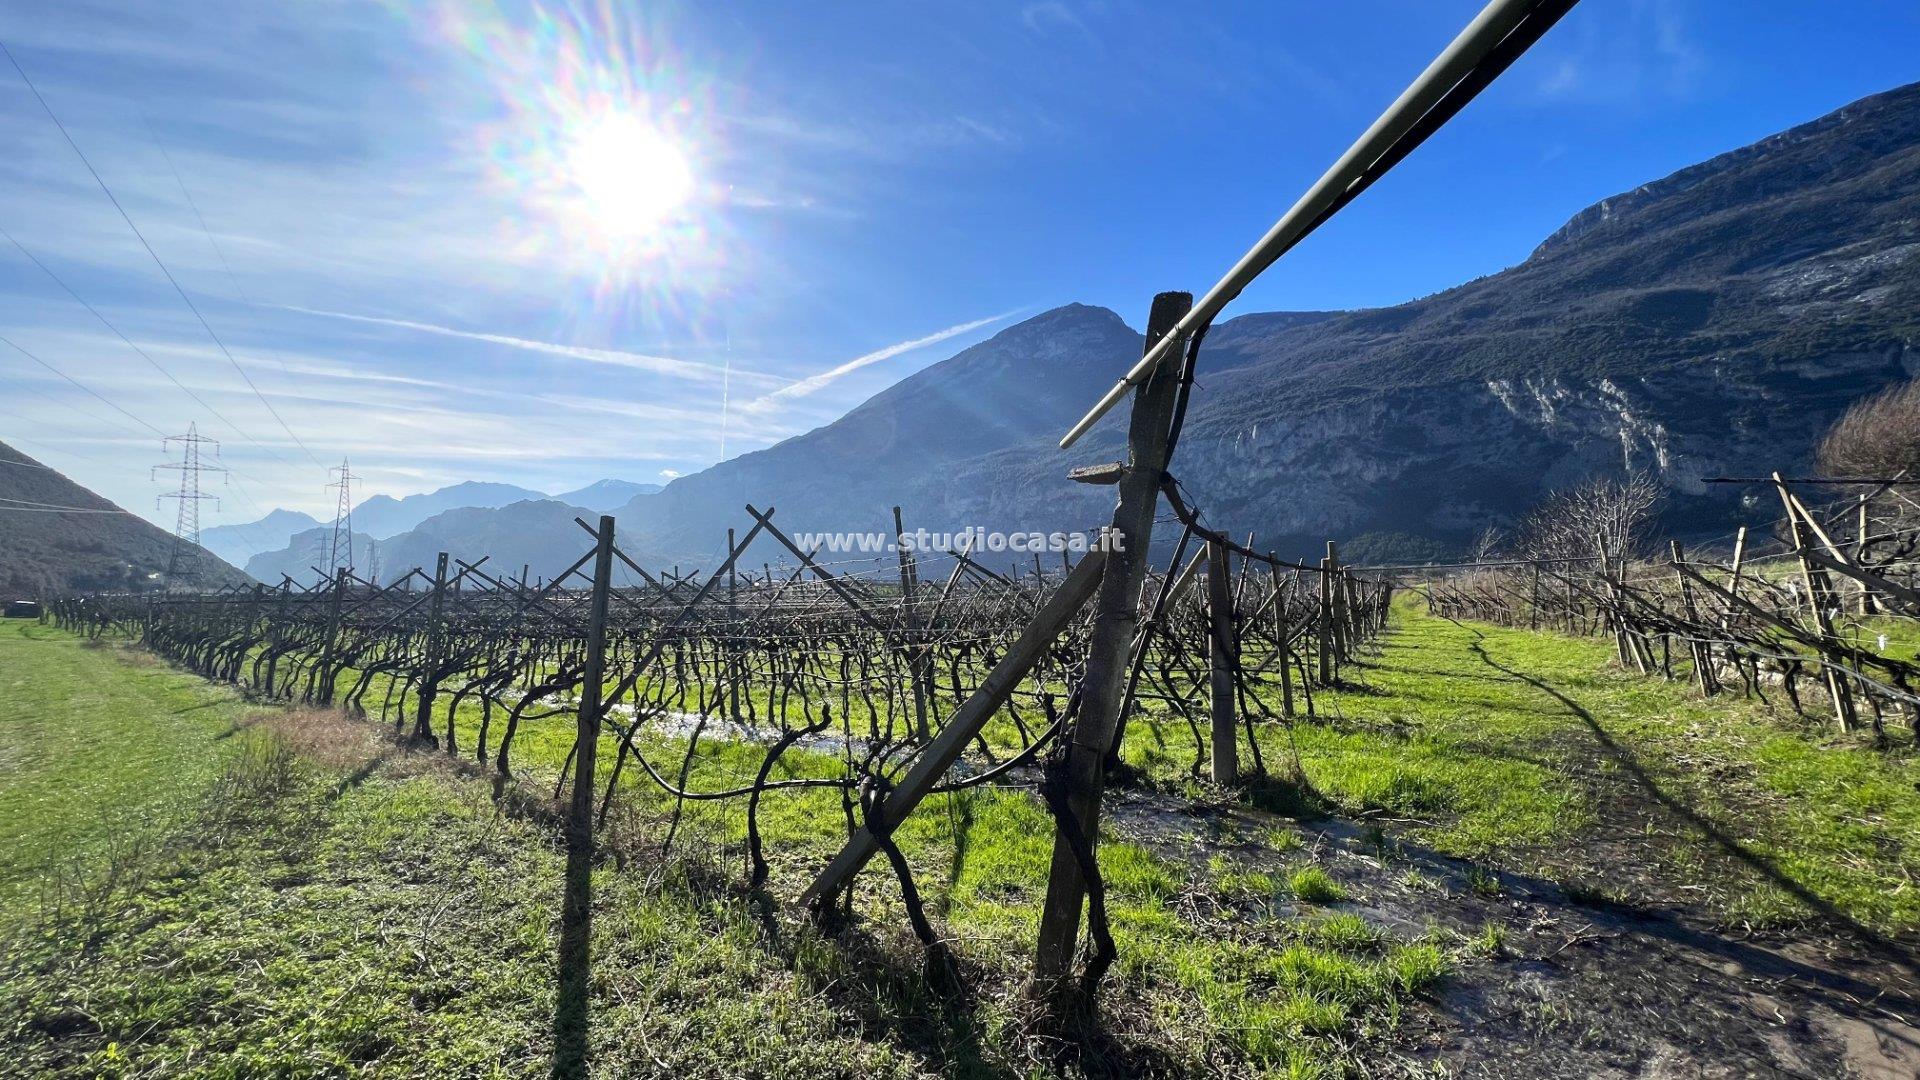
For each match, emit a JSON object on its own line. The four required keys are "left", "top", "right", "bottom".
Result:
{"left": 238, "top": 79, "right": 1920, "bottom": 582}
{"left": 207, "top": 479, "right": 662, "bottom": 574}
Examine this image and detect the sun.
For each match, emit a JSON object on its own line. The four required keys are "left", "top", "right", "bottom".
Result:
{"left": 562, "top": 111, "right": 694, "bottom": 239}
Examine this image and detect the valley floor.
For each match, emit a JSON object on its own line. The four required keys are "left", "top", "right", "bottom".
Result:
{"left": 2, "top": 609, "right": 1918, "bottom": 1077}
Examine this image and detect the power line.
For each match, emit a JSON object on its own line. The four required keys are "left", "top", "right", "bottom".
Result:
{"left": 1, "top": 369, "right": 156, "bottom": 443}
{"left": 0, "top": 332, "right": 165, "bottom": 437}
{"left": 0, "top": 503, "right": 132, "bottom": 514}
{"left": 144, "top": 117, "right": 290, "bottom": 377}
{"left": 0, "top": 227, "right": 297, "bottom": 465}
{"left": 0, "top": 494, "right": 134, "bottom": 513}
{"left": 2, "top": 39, "right": 325, "bottom": 469}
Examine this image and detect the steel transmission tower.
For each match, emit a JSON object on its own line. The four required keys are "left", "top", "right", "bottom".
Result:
{"left": 326, "top": 459, "right": 360, "bottom": 575}
{"left": 152, "top": 423, "right": 226, "bottom": 581}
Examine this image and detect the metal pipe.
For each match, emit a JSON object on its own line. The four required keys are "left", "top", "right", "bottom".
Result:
{"left": 1059, "top": 0, "right": 1565, "bottom": 450}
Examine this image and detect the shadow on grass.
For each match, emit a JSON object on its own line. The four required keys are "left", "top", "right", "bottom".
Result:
{"left": 1466, "top": 631, "right": 1920, "bottom": 978}
{"left": 1242, "top": 770, "right": 1336, "bottom": 821}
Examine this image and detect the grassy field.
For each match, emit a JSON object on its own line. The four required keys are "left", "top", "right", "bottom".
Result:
{"left": 0, "top": 619, "right": 1451, "bottom": 1078}
{"left": 1226, "top": 601, "right": 1920, "bottom": 934}
{"left": 0, "top": 622, "right": 256, "bottom": 903}
{"left": 4, "top": 603, "right": 1918, "bottom": 1077}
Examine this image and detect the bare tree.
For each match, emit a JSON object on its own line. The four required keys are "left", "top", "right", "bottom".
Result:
{"left": 1467, "top": 525, "right": 1507, "bottom": 564}
{"left": 1514, "top": 473, "right": 1664, "bottom": 564}
{"left": 1818, "top": 379, "right": 1920, "bottom": 480}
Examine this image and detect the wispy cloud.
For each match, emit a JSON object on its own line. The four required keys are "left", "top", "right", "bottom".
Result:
{"left": 739, "top": 310, "right": 1022, "bottom": 413}
{"left": 278, "top": 305, "right": 789, "bottom": 387}
{"left": 1021, "top": 2, "right": 1090, "bottom": 36}
{"left": 1531, "top": 0, "right": 1706, "bottom": 105}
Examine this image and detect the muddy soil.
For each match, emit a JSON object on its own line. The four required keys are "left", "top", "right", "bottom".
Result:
{"left": 1104, "top": 783, "right": 1920, "bottom": 1079}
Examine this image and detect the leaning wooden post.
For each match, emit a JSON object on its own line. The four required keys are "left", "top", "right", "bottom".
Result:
{"left": 553, "top": 514, "right": 615, "bottom": 1079}
{"left": 800, "top": 550, "right": 1107, "bottom": 910}
{"left": 1669, "top": 541, "right": 1717, "bottom": 696}
{"left": 1718, "top": 526, "right": 1748, "bottom": 631}
{"left": 1032, "top": 290, "right": 1190, "bottom": 995}
{"left": 1775, "top": 474, "right": 1856, "bottom": 732}
{"left": 1206, "top": 541, "right": 1238, "bottom": 784}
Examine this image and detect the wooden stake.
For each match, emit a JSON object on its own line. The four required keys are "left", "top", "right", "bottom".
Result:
{"left": 799, "top": 549, "right": 1107, "bottom": 908}
{"left": 554, "top": 514, "right": 615, "bottom": 1078}
{"left": 1207, "top": 540, "right": 1237, "bottom": 784}
{"left": 894, "top": 506, "right": 932, "bottom": 742}
{"left": 1033, "top": 290, "right": 1190, "bottom": 993}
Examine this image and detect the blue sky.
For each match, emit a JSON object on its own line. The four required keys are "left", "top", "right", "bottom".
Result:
{"left": 2, "top": 0, "right": 1916, "bottom": 527}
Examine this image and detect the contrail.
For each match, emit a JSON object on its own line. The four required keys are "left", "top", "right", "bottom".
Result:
{"left": 281, "top": 305, "right": 790, "bottom": 387}
{"left": 741, "top": 309, "right": 1023, "bottom": 412}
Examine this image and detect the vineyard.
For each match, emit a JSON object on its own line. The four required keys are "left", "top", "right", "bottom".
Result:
{"left": 17, "top": 461, "right": 1920, "bottom": 1075}
{"left": 48, "top": 480, "right": 1393, "bottom": 1002}
{"left": 9, "top": 1, "right": 1920, "bottom": 1075}
{"left": 1427, "top": 473, "right": 1920, "bottom": 747}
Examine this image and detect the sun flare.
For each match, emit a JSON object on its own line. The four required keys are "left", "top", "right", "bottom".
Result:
{"left": 563, "top": 111, "right": 694, "bottom": 239}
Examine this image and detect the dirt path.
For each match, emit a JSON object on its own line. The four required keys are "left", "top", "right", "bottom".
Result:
{"left": 1103, "top": 616, "right": 1920, "bottom": 1078}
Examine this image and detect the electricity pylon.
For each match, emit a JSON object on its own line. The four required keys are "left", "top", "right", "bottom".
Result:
{"left": 325, "top": 458, "right": 360, "bottom": 576}
{"left": 152, "top": 423, "right": 225, "bottom": 582}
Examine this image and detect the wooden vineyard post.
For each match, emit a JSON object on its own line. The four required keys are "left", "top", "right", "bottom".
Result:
{"left": 413, "top": 552, "right": 448, "bottom": 742}
{"left": 894, "top": 505, "right": 932, "bottom": 742}
{"left": 727, "top": 528, "right": 741, "bottom": 724}
{"left": 554, "top": 514, "right": 615, "bottom": 1079}
{"left": 1207, "top": 541, "right": 1238, "bottom": 784}
{"left": 1719, "top": 526, "right": 1748, "bottom": 631}
{"left": 1316, "top": 556, "right": 1333, "bottom": 684}
{"left": 313, "top": 566, "right": 348, "bottom": 704}
{"left": 1775, "top": 474, "right": 1857, "bottom": 732}
{"left": 1669, "top": 541, "right": 1718, "bottom": 696}
{"left": 1858, "top": 493, "right": 1875, "bottom": 616}
{"left": 1342, "top": 565, "right": 1359, "bottom": 655}
{"left": 1271, "top": 563, "right": 1293, "bottom": 717}
{"left": 1326, "top": 542, "right": 1346, "bottom": 672}
{"left": 1032, "top": 290, "right": 1190, "bottom": 998}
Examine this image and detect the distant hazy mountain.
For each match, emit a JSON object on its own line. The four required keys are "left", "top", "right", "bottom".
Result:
{"left": 200, "top": 508, "right": 320, "bottom": 571}
{"left": 240, "top": 79, "right": 1920, "bottom": 579}
{"left": 0, "top": 441, "right": 248, "bottom": 594}
{"left": 243, "top": 500, "right": 602, "bottom": 588}
{"left": 243, "top": 526, "right": 374, "bottom": 586}
{"left": 350, "top": 481, "right": 548, "bottom": 539}
{"left": 552, "top": 479, "right": 663, "bottom": 511}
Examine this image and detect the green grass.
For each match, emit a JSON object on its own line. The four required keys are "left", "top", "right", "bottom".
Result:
{"left": 0, "top": 620, "right": 1453, "bottom": 1078}
{"left": 1285, "top": 867, "right": 1346, "bottom": 904}
{"left": 0, "top": 621, "right": 257, "bottom": 908}
{"left": 16, "top": 591, "right": 1920, "bottom": 1077}
{"left": 1196, "top": 601, "right": 1920, "bottom": 934}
